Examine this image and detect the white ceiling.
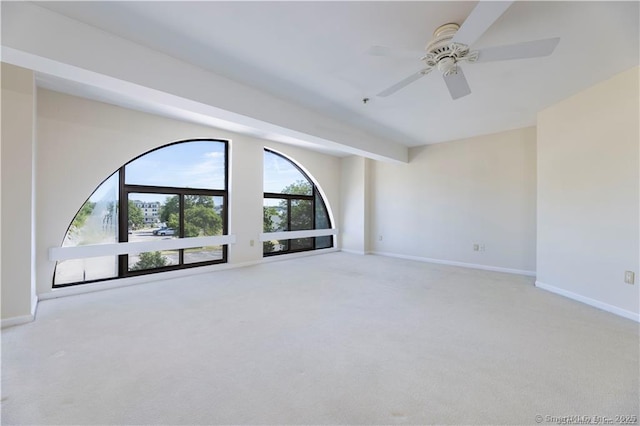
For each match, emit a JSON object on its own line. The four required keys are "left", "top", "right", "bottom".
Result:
{"left": 33, "top": 1, "right": 640, "bottom": 148}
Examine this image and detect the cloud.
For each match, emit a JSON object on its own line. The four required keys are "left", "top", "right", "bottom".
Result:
{"left": 203, "top": 151, "right": 224, "bottom": 159}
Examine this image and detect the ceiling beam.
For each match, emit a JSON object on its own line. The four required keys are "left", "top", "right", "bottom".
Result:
{"left": 1, "top": 2, "right": 408, "bottom": 163}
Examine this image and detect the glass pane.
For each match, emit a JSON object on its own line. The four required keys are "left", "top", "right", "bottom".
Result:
{"left": 263, "top": 198, "right": 287, "bottom": 232}
{"left": 184, "top": 195, "right": 223, "bottom": 238}
{"left": 315, "top": 236, "right": 333, "bottom": 249}
{"left": 54, "top": 256, "right": 118, "bottom": 285}
{"left": 183, "top": 195, "right": 224, "bottom": 264}
{"left": 54, "top": 172, "right": 119, "bottom": 285}
{"left": 263, "top": 198, "right": 288, "bottom": 254}
{"left": 290, "top": 199, "right": 312, "bottom": 231}
{"left": 264, "top": 150, "right": 312, "bottom": 195}
{"left": 290, "top": 199, "right": 313, "bottom": 251}
{"left": 125, "top": 141, "right": 225, "bottom": 189}
{"left": 264, "top": 240, "right": 288, "bottom": 254}
{"left": 129, "top": 199, "right": 161, "bottom": 230}
{"left": 62, "top": 172, "right": 119, "bottom": 247}
{"left": 290, "top": 237, "right": 313, "bottom": 251}
{"left": 128, "top": 193, "right": 180, "bottom": 272}
{"left": 128, "top": 193, "right": 180, "bottom": 241}
{"left": 315, "top": 192, "right": 330, "bottom": 229}
{"left": 184, "top": 246, "right": 223, "bottom": 264}
{"left": 129, "top": 250, "right": 178, "bottom": 271}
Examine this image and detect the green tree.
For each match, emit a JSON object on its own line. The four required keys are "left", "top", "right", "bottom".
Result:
{"left": 160, "top": 195, "right": 222, "bottom": 237}
{"left": 185, "top": 204, "right": 221, "bottom": 237}
{"left": 281, "top": 179, "right": 312, "bottom": 196}
{"left": 263, "top": 206, "right": 279, "bottom": 232}
{"left": 71, "top": 201, "right": 96, "bottom": 230}
{"left": 263, "top": 206, "right": 279, "bottom": 253}
{"left": 160, "top": 196, "right": 180, "bottom": 223}
{"left": 128, "top": 200, "right": 145, "bottom": 229}
{"left": 131, "top": 251, "right": 168, "bottom": 270}
{"left": 279, "top": 180, "right": 314, "bottom": 250}
{"left": 280, "top": 181, "right": 313, "bottom": 230}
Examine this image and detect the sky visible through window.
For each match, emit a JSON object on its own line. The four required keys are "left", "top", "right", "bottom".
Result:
{"left": 86, "top": 141, "right": 225, "bottom": 204}
{"left": 89, "top": 145, "right": 307, "bottom": 203}
{"left": 264, "top": 150, "right": 311, "bottom": 193}
{"left": 125, "top": 141, "right": 225, "bottom": 191}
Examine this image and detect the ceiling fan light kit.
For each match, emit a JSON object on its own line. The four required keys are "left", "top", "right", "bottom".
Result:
{"left": 374, "top": 1, "right": 560, "bottom": 101}
{"left": 422, "top": 23, "right": 478, "bottom": 77}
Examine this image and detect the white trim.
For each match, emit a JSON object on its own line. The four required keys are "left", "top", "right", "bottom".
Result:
{"left": 1, "top": 296, "right": 39, "bottom": 329}
{"left": 371, "top": 251, "right": 537, "bottom": 276}
{"left": 1, "top": 314, "right": 35, "bottom": 329}
{"left": 535, "top": 281, "right": 640, "bottom": 323}
{"left": 259, "top": 228, "right": 337, "bottom": 242}
{"left": 31, "top": 294, "right": 38, "bottom": 317}
{"left": 49, "top": 235, "right": 237, "bottom": 261}
{"left": 340, "top": 249, "right": 367, "bottom": 255}
{"left": 261, "top": 247, "right": 339, "bottom": 263}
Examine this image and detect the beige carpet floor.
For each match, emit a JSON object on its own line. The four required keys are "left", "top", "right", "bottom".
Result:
{"left": 2, "top": 252, "right": 638, "bottom": 425}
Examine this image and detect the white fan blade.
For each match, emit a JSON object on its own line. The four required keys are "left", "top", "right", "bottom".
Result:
{"left": 451, "top": 1, "right": 514, "bottom": 47}
{"left": 377, "top": 71, "right": 426, "bottom": 97}
{"left": 476, "top": 37, "right": 560, "bottom": 62}
{"left": 367, "top": 45, "right": 425, "bottom": 59}
{"left": 443, "top": 66, "right": 471, "bottom": 100}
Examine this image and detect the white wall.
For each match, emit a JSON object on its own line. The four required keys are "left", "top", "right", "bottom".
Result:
{"left": 1, "top": 63, "right": 37, "bottom": 322}
{"left": 370, "top": 127, "right": 537, "bottom": 274}
{"left": 537, "top": 66, "right": 639, "bottom": 318}
{"left": 34, "top": 89, "right": 340, "bottom": 297}
{"left": 340, "top": 156, "right": 370, "bottom": 254}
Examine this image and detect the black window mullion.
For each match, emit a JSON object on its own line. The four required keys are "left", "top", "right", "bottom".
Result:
{"left": 264, "top": 192, "right": 313, "bottom": 201}
{"left": 222, "top": 193, "right": 228, "bottom": 262}
{"left": 118, "top": 167, "right": 128, "bottom": 277}
{"left": 179, "top": 194, "right": 185, "bottom": 265}
{"left": 287, "top": 198, "right": 292, "bottom": 252}
{"left": 312, "top": 189, "right": 317, "bottom": 250}
{"left": 124, "top": 184, "right": 224, "bottom": 198}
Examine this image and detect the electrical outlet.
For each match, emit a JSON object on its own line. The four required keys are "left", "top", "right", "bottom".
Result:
{"left": 473, "top": 244, "right": 480, "bottom": 251}
{"left": 624, "top": 271, "right": 635, "bottom": 285}
{"left": 250, "top": 239, "right": 255, "bottom": 247}
{"left": 378, "top": 235, "right": 383, "bottom": 241}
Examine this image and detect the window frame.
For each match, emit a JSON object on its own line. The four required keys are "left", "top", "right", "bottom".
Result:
{"left": 263, "top": 148, "right": 333, "bottom": 257}
{"left": 53, "top": 139, "right": 229, "bottom": 288}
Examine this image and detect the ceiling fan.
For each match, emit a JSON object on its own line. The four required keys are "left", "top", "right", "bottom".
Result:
{"left": 371, "top": 1, "right": 560, "bottom": 100}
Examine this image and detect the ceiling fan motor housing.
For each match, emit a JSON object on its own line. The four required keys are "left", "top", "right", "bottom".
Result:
{"left": 422, "top": 23, "right": 478, "bottom": 76}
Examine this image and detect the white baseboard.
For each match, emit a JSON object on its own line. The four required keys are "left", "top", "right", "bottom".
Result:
{"left": 340, "top": 249, "right": 367, "bottom": 255}
{"left": 2, "top": 313, "right": 35, "bottom": 329}
{"left": 261, "top": 247, "right": 339, "bottom": 263}
{"left": 371, "top": 251, "right": 536, "bottom": 277}
{"left": 535, "top": 281, "right": 640, "bottom": 323}
{"left": 2, "top": 295, "right": 39, "bottom": 329}
{"left": 31, "top": 294, "right": 39, "bottom": 317}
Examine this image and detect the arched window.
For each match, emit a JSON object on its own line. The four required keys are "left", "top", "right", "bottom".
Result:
{"left": 263, "top": 148, "right": 333, "bottom": 255}
{"left": 53, "top": 140, "right": 228, "bottom": 287}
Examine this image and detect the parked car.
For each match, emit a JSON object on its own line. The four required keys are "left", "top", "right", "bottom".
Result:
{"left": 153, "top": 227, "right": 176, "bottom": 236}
